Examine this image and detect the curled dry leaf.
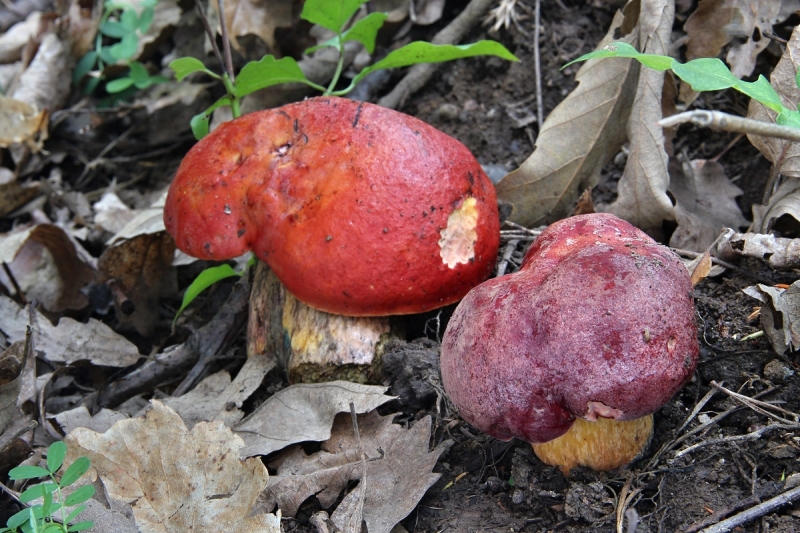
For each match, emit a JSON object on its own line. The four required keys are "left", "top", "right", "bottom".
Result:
{"left": 752, "top": 178, "right": 800, "bottom": 234}
{"left": 9, "top": 32, "right": 70, "bottom": 113}
{"left": 718, "top": 231, "right": 800, "bottom": 269}
{"left": 262, "top": 411, "right": 441, "bottom": 533}
{"left": 0, "top": 11, "right": 42, "bottom": 63}
{"left": 0, "top": 224, "right": 95, "bottom": 312}
{"left": 97, "top": 231, "right": 177, "bottom": 336}
{"left": 495, "top": 5, "right": 638, "bottom": 228}
{"left": 0, "top": 180, "right": 40, "bottom": 218}
{"left": 0, "top": 295, "right": 142, "bottom": 367}
{"left": 747, "top": 25, "right": 800, "bottom": 179}
{"left": 234, "top": 381, "right": 395, "bottom": 457}
{"left": 743, "top": 282, "right": 800, "bottom": 355}
{"left": 65, "top": 400, "right": 279, "bottom": 533}
{"left": 604, "top": 0, "right": 674, "bottom": 235}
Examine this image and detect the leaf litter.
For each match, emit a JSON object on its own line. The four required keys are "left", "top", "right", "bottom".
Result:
{"left": 2, "top": 0, "right": 800, "bottom": 532}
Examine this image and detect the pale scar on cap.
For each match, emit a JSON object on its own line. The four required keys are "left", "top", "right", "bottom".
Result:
{"left": 439, "top": 197, "right": 479, "bottom": 269}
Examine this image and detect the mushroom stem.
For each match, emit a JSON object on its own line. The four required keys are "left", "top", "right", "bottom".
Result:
{"left": 247, "top": 261, "right": 396, "bottom": 383}
{"left": 531, "top": 415, "right": 654, "bottom": 476}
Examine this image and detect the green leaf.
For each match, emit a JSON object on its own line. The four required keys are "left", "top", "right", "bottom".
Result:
{"left": 562, "top": 42, "right": 672, "bottom": 70}
{"left": 170, "top": 57, "right": 218, "bottom": 81}
{"left": 99, "top": 46, "right": 116, "bottom": 64}
{"left": 190, "top": 96, "right": 232, "bottom": 140}
{"left": 777, "top": 109, "right": 800, "bottom": 129}
{"left": 138, "top": 6, "right": 154, "bottom": 33}
{"left": 350, "top": 40, "right": 518, "bottom": 88}
{"left": 9, "top": 466, "right": 50, "bottom": 480}
{"left": 105, "top": 77, "right": 135, "bottom": 93}
{"left": 73, "top": 51, "right": 97, "bottom": 83}
{"left": 60, "top": 457, "right": 90, "bottom": 488}
{"left": 20, "top": 484, "right": 57, "bottom": 504}
{"left": 175, "top": 264, "right": 242, "bottom": 323}
{"left": 7, "top": 509, "right": 33, "bottom": 529}
{"left": 120, "top": 8, "right": 138, "bottom": 32}
{"left": 64, "top": 485, "right": 95, "bottom": 507}
{"left": 128, "top": 61, "right": 149, "bottom": 85}
{"left": 235, "top": 55, "right": 319, "bottom": 97}
{"left": 66, "top": 522, "right": 94, "bottom": 532}
{"left": 47, "top": 442, "right": 66, "bottom": 475}
{"left": 82, "top": 76, "right": 103, "bottom": 96}
{"left": 110, "top": 33, "right": 138, "bottom": 61}
{"left": 301, "top": 0, "right": 365, "bottom": 33}
{"left": 671, "top": 57, "right": 738, "bottom": 91}
{"left": 340, "top": 12, "right": 387, "bottom": 53}
{"left": 735, "top": 75, "right": 783, "bottom": 113}
{"left": 99, "top": 20, "right": 126, "bottom": 38}
{"left": 65, "top": 505, "right": 87, "bottom": 524}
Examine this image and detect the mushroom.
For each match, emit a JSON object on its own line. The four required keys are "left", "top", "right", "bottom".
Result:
{"left": 164, "top": 96, "right": 500, "bottom": 382}
{"left": 440, "top": 213, "right": 699, "bottom": 475}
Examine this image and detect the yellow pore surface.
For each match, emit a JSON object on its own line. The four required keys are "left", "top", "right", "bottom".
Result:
{"left": 532, "top": 414, "right": 654, "bottom": 476}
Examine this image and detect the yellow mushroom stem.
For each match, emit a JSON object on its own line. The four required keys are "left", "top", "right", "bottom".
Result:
{"left": 531, "top": 414, "right": 654, "bottom": 476}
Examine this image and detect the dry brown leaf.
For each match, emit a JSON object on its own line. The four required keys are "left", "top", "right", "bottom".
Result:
{"left": 0, "top": 224, "right": 95, "bottom": 312}
{"left": 0, "top": 340, "right": 27, "bottom": 436}
{"left": 158, "top": 352, "right": 275, "bottom": 428}
{"left": 9, "top": 32, "right": 70, "bottom": 113}
{"left": 211, "top": 0, "right": 293, "bottom": 53}
{"left": 743, "top": 282, "right": 800, "bottom": 354}
{"left": 262, "top": 411, "right": 441, "bottom": 533}
{"left": 65, "top": 400, "right": 279, "bottom": 533}
{"left": 126, "top": 0, "right": 181, "bottom": 60}
{"left": 51, "top": 405, "right": 128, "bottom": 435}
{"left": 234, "top": 381, "right": 395, "bottom": 457}
{"left": 495, "top": 5, "right": 638, "bottom": 228}
{"left": 604, "top": 0, "right": 674, "bottom": 235}
{"left": 724, "top": 0, "right": 785, "bottom": 79}
{"left": 690, "top": 250, "right": 713, "bottom": 286}
{"left": 0, "top": 11, "right": 42, "bottom": 63}
{"left": 668, "top": 159, "right": 748, "bottom": 251}
{"left": 0, "top": 93, "right": 47, "bottom": 150}
{"left": 683, "top": 0, "right": 735, "bottom": 61}
{"left": 97, "top": 231, "right": 177, "bottom": 336}
{"left": 748, "top": 25, "right": 800, "bottom": 179}
{"left": 752, "top": 179, "right": 800, "bottom": 233}
{"left": 410, "top": 0, "right": 445, "bottom": 25}
{"left": 719, "top": 231, "right": 800, "bottom": 269}
{"left": 0, "top": 295, "right": 142, "bottom": 367}
{"left": 0, "top": 181, "right": 40, "bottom": 218}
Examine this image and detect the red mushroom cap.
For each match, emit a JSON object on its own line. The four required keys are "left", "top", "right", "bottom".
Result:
{"left": 440, "top": 213, "right": 699, "bottom": 444}
{"left": 164, "top": 97, "right": 499, "bottom": 316}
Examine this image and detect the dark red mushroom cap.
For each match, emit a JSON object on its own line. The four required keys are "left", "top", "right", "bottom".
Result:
{"left": 164, "top": 97, "right": 500, "bottom": 316}
{"left": 440, "top": 213, "right": 699, "bottom": 444}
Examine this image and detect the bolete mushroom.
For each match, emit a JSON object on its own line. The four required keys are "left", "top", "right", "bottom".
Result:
{"left": 440, "top": 213, "right": 699, "bottom": 475}
{"left": 164, "top": 96, "right": 499, "bottom": 317}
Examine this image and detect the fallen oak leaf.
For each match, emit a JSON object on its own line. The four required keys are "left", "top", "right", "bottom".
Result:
{"left": 64, "top": 400, "right": 278, "bottom": 533}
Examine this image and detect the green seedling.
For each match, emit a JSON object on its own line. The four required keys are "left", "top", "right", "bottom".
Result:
{"left": 169, "top": 0, "right": 517, "bottom": 320}
{"left": 564, "top": 41, "right": 800, "bottom": 128}
{"left": 1, "top": 442, "right": 95, "bottom": 533}
{"left": 74, "top": 0, "right": 167, "bottom": 102}
{"left": 170, "top": 0, "right": 518, "bottom": 139}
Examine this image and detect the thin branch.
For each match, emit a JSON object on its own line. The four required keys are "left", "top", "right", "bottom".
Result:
{"left": 217, "top": 0, "right": 235, "bottom": 82}
{"left": 658, "top": 110, "right": 800, "bottom": 142}
{"left": 533, "top": 0, "right": 542, "bottom": 128}
{"left": 194, "top": 0, "right": 225, "bottom": 71}
{"left": 697, "top": 484, "right": 800, "bottom": 533}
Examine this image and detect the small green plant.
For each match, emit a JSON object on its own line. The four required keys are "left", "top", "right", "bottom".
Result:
{"left": 73, "top": 0, "right": 167, "bottom": 100}
{"left": 564, "top": 41, "right": 800, "bottom": 128}
{"left": 170, "top": 0, "right": 518, "bottom": 139}
{"left": 1, "top": 442, "right": 95, "bottom": 533}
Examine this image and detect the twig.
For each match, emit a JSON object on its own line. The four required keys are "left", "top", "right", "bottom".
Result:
{"left": 97, "top": 274, "right": 251, "bottom": 407}
{"left": 378, "top": 0, "right": 495, "bottom": 110}
{"left": 681, "top": 484, "right": 782, "bottom": 533}
{"left": 674, "top": 424, "right": 778, "bottom": 459}
{"left": 697, "top": 484, "right": 800, "bottom": 533}
{"left": 217, "top": 0, "right": 235, "bottom": 82}
{"left": 658, "top": 110, "right": 800, "bottom": 142}
{"left": 709, "top": 381, "right": 800, "bottom": 426}
{"left": 194, "top": 0, "right": 224, "bottom": 70}
{"left": 533, "top": 0, "right": 542, "bottom": 128}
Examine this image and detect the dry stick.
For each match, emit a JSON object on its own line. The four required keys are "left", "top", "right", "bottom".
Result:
{"left": 710, "top": 380, "right": 800, "bottom": 426}
{"left": 697, "top": 485, "right": 800, "bottom": 533}
{"left": 217, "top": 0, "right": 235, "bottom": 82}
{"left": 533, "top": 0, "right": 542, "bottom": 128}
{"left": 194, "top": 0, "right": 224, "bottom": 70}
{"left": 97, "top": 274, "right": 250, "bottom": 407}
{"left": 658, "top": 110, "right": 800, "bottom": 143}
{"left": 681, "top": 484, "right": 782, "bottom": 533}
{"left": 378, "top": 0, "right": 495, "bottom": 110}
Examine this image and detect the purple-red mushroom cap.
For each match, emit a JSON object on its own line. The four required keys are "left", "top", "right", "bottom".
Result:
{"left": 440, "top": 213, "right": 699, "bottom": 472}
